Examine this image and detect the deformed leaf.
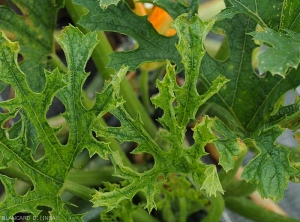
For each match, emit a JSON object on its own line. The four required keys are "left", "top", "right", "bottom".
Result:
{"left": 73, "top": 0, "right": 182, "bottom": 71}
{"left": 0, "top": 24, "right": 127, "bottom": 219}
{"left": 171, "top": 15, "right": 228, "bottom": 127}
{"left": 91, "top": 14, "right": 227, "bottom": 211}
{"left": 250, "top": 28, "right": 300, "bottom": 77}
{"left": 208, "top": 118, "right": 247, "bottom": 172}
{"left": 202, "top": 165, "right": 224, "bottom": 196}
{"left": 242, "top": 126, "right": 297, "bottom": 201}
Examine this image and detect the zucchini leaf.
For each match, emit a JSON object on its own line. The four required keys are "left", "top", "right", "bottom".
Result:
{"left": 0, "top": 25, "right": 123, "bottom": 219}
{"left": 90, "top": 14, "right": 245, "bottom": 212}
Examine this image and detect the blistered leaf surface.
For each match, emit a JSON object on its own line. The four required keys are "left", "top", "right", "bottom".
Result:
{"left": 242, "top": 126, "right": 297, "bottom": 201}
{"left": 0, "top": 25, "right": 125, "bottom": 219}
{"left": 91, "top": 15, "right": 229, "bottom": 211}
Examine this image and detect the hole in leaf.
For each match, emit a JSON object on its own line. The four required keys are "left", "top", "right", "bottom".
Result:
{"left": 204, "top": 30, "right": 230, "bottom": 62}
{"left": 8, "top": 0, "right": 23, "bottom": 16}
{"left": 176, "top": 70, "right": 185, "bottom": 87}
{"left": 128, "top": 142, "right": 154, "bottom": 171}
{"left": 252, "top": 46, "right": 267, "bottom": 78}
{"left": 106, "top": 32, "right": 137, "bottom": 52}
{"left": 46, "top": 97, "right": 65, "bottom": 118}
{"left": 1, "top": 162, "right": 34, "bottom": 195}
{"left": 105, "top": 112, "right": 121, "bottom": 127}
{"left": 276, "top": 129, "right": 298, "bottom": 148}
{"left": 14, "top": 178, "right": 33, "bottom": 196}
{"left": 7, "top": 114, "right": 22, "bottom": 139}
{"left": 0, "top": 180, "right": 5, "bottom": 204}
{"left": 284, "top": 89, "right": 297, "bottom": 106}
{"left": 0, "top": 84, "right": 15, "bottom": 102}
{"left": 17, "top": 53, "right": 24, "bottom": 63}
{"left": 73, "top": 148, "right": 90, "bottom": 169}
{"left": 32, "top": 143, "right": 45, "bottom": 162}
{"left": 13, "top": 212, "right": 31, "bottom": 221}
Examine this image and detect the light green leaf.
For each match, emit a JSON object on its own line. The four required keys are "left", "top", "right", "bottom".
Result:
{"left": 202, "top": 165, "right": 224, "bottom": 196}
{"left": 209, "top": 118, "right": 247, "bottom": 172}
{"left": 73, "top": 0, "right": 182, "bottom": 71}
{"left": 0, "top": 25, "right": 124, "bottom": 218}
{"left": 99, "top": 0, "right": 120, "bottom": 9}
{"left": 242, "top": 126, "right": 297, "bottom": 201}
{"left": 0, "top": 30, "right": 79, "bottom": 220}
{"left": 171, "top": 15, "right": 228, "bottom": 127}
{"left": 250, "top": 28, "right": 300, "bottom": 77}
{"left": 92, "top": 14, "right": 227, "bottom": 211}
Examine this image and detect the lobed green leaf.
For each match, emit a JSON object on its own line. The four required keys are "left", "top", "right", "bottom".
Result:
{"left": 91, "top": 14, "right": 230, "bottom": 211}
{"left": 242, "top": 126, "right": 297, "bottom": 201}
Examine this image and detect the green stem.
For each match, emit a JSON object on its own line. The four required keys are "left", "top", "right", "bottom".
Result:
{"left": 225, "top": 196, "right": 300, "bottom": 222}
{"left": 49, "top": 52, "right": 68, "bottom": 73}
{"left": 68, "top": 166, "right": 120, "bottom": 186}
{"left": 132, "top": 208, "right": 160, "bottom": 222}
{"left": 65, "top": 0, "right": 158, "bottom": 139}
{"left": 140, "top": 70, "right": 154, "bottom": 115}
{"left": 63, "top": 180, "right": 96, "bottom": 201}
{"left": 178, "top": 197, "right": 187, "bottom": 222}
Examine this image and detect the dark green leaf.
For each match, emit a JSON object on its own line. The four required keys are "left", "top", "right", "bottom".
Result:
{"left": 73, "top": 0, "right": 182, "bottom": 71}
{"left": 0, "top": 0, "right": 64, "bottom": 92}
{"left": 242, "top": 126, "right": 297, "bottom": 201}
{"left": 250, "top": 28, "right": 300, "bottom": 77}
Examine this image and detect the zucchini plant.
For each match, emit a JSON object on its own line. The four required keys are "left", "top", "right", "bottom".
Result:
{"left": 0, "top": 0, "right": 299, "bottom": 221}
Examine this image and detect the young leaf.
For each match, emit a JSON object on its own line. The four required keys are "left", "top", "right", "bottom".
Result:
{"left": 208, "top": 118, "right": 247, "bottom": 172}
{"left": 0, "top": 0, "right": 64, "bottom": 92}
{"left": 242, "top": 126, "right": 297, "bottom": 201}
{"left": 250, "top": 29, "right": 300, "bottom": 77}
{"left": 171, "top": 15, "right": 228, "bottom": 127}
{"left": 72, "top": 0, "right": 183, "bottom": 71}
{"left": 91, "top": 14, "right": 228, "bottom": 211}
